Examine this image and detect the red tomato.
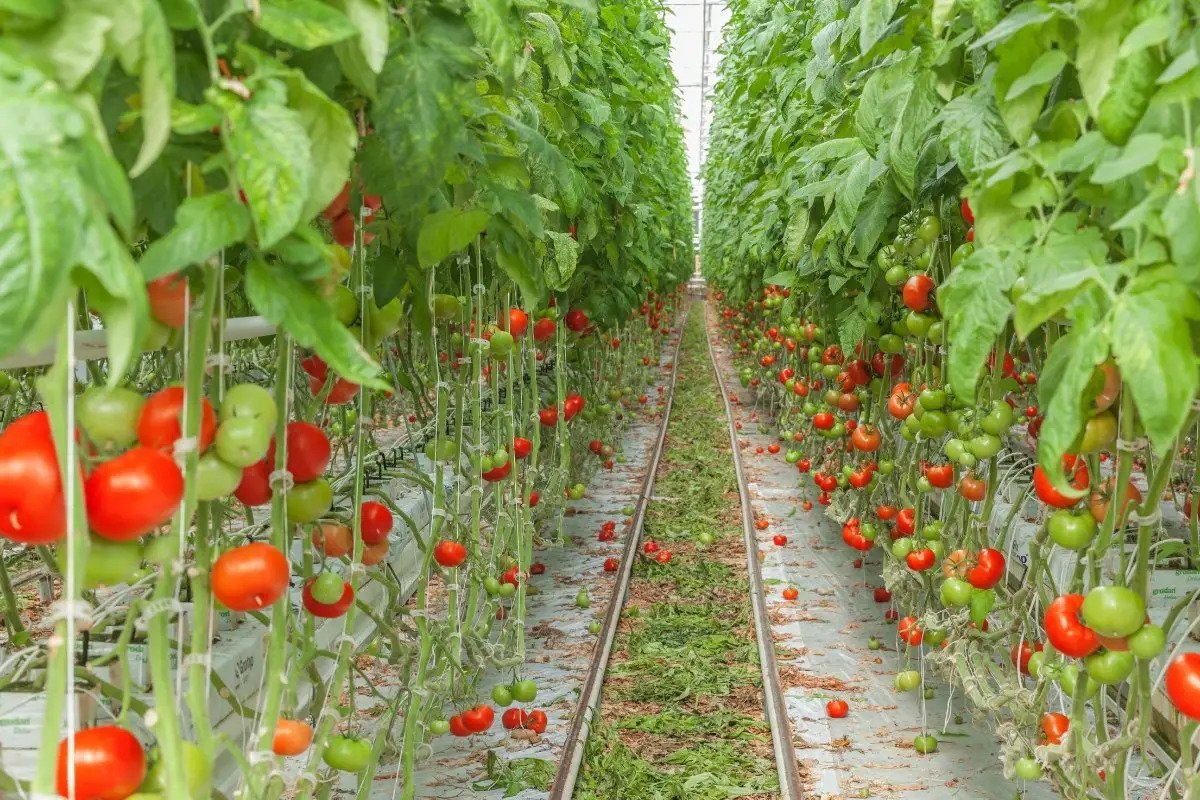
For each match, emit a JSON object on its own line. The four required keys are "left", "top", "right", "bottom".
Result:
{"left": 449, "top": 715, "right": 471, "bottom": 737}
{"left": 1166, "top": 653, "right": 1200, "bottom": 720}
{"left": 826, "top": 699, "right": 849, "bottom": 718}
{"left": 902, "top": 274, "right": 936, "bottom": 312}
{"left": 926, "top": 463, "right": 954, "bottom": 489}
{"left": 502, "top": 309, "right": 529, "bottom": 337}
{"left": 434, "top": 540, "right": 467, "bottom": 568}
{"left": 564, "top": 309, "right": 590, "bottom": 332}
{"left": 906, "top": 548, "right": 936, "bottom": 572}
{"left": 533, "top": 317, "right": 556, "bottom": 342}
{"left": 966, "top": 548, "right": 1005, "bottom": 589}
{"left": 211, "top": 542, "right": 290, "bottom": 611}
{"left": 526, "top": 709, "right": 548, "bottom": 734}
{"left": 502, "top": 708, "right": 528, "bottom": 730}
{"left": 958, "top": 475, "right": 986, "bottom": 502}
{"left": 773, "top": 534, "right": 788, "bottom": 546}
{"left": 146, "top": 273, "right": 188, "bottom": 329}
{"left": 312, "top": 522, "right": 353, "bottom": 558}
{"left": 234, "top": 459, "right": 273, "bottom": 507}
{"left": 137, "top": 387, "right": 216, "bottom": 452}
{"left": 301, "top": 578, "right": 354, "bottom": 618}
{"left": 1032, "top": 455, "right": 1089, "bottom": 508}
{"left": 876, "top": 505, "right": 897, "bottom": 521}
{"left": 563, "top": 394, "right": 585, "bottom": 421}
{"left": 851, "top": 425, "right": 881, "bottom": 452}
{"left": 782, "top": 587, "right": 799, "bottom": 600}
{"left": 538, "top": 406, "right": 559, "bottom": 427}
{"left": 323, "top": 183, "right": 350, "bottom": 220}
{"left": 462, "top": 705, "right": 495, "bottom": 733}
{"left": 359, "top": 500, "right": 392, "bottom": 544}
{"left": 513, "top": 437, "right": 533, "bottom": 459}
{"left": 482, "top": 461, "right": 512, "bottom": 482}
{"left": 302, "top": 356, "right": 358, "bottom": 405}
{"left": 85, "top": 447, "right": 184, "bottom": 541}
{"left": 0, "top": 411, "right": 68, "bottom": 545}
{"left": 898, "top": 616, "right": 923, "bottom": 645}
{"left": 1044, "top": 594, "right": 1100, "bottom": 658}
{"left": 267, "top": 421, "right": 331, "bottom": 483}
{"left": 272, "top": 719, "right": 314, "bottom": 756}
{"left": 1040, "top": 712, "right": 1069, "bottom": 745}
{"left": 895, "top": 507, "right": 916, "bottom": 536}
{"left": 873, "top": 587, "right": 891, "bottom": 603}
{"left": 961, "top": 197, "right": 974, "bottom": 225}
{"left": 528, "top": 490, "right": 540, "bottom": 508}
{"left": 56, "top": 725, "right": 146, "bottom": 800}
{"left": 604, "top": 557, "right": 618, "bottom": 572}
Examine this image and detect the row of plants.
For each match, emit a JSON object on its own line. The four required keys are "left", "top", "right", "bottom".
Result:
{"left": 703, "top": 0, "right": 1200, "bottom": 797}
{"left": 0, "top": 0, "right": 692, "bottom": 798}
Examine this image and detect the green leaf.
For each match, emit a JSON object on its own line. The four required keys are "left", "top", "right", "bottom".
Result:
{"left": 1036, "top": 323, "right": 1108, "bottom": 482}
{"left": 14, "top": 4, "right": 111, "bottom": 89}
{"left": 467, "top": 0, "right": 517, "bottom": 79}
{"left": 75, "top": 133, "right": 135, "bottom": 238}
{"left": 968, "top": 3, "right": 1054, "bottom": 50}
{"left": 932, "top": 0, "right": 957, "bottom": 34}
{"left": 763, "top": 271, "right": 795, "bottom": 288}
{"left": 75, "top": 222, "right": 147, "bottom": 384}
{"left": 833, "top": 151, "right": 873, "bottom": 232}
{"left": 544, "top": 230, "right": 579, "bottom": 292}
{"left": 227, "top": 93, "right": 312, "bottom": 248}
{"left": 1110, "top": 267, "right": 1200, "bottom": 451}
{"left": 0, "top": 0, "right": 60, "bottom": 18}
{"left": 969, "top": 588, "right": 995, "bottom": 628}
{"left": 331, "top": 0, "right": 388, "bottom": 73}
{"left": 1014, "top": 266, "right": 1107, "bottom": 337}
{"left": 1118, "top": 14, "right": 1171, "bottom": 58}
{"left": 495, "top": 244, "right": 541, "bottom": 306}
{"left": 1091, "top": 134, "right": 1164, "bottom": 183}
{"left": 852, "top": 177, "right": 900, "bottom": 256}
{"left": 130, "top": 0, "right": 175, "bottom": 177}
{"left": 257, "top": 0, "right": 357, "bottom": 49}
{"left": 0, "top": 89, "right": 91, "bottom": 361}
{"left": 859, "top": 0, "right": 900, "bottom": 54}
{"left": 245, "top": 259, "right": 385, "bottom": 389}
{"left": 287, "top": 78, "right": 358, "bottom": 222}
{"left": 938, "top": 85, "right": 1009, "bottom": 178}
{"left": 371, "top": 248, "right": 407, "bottom": 307}
{"left": 1005, "top": 49, "right": 1067, "bottom": 100}
{"left": 139, "top": 194, "right": 251, "bottom": 280}
{"left": 938, "top": 246, "right": 1016, "bottom": 399}
{"left": 1075, "top": 0, "right": 1131, "bottom": 116}
{"left": 417, "top": 208, "right": 490, "bottom": 267}
{"left": 887, "top": 70, "right": 940, "bottom": 198}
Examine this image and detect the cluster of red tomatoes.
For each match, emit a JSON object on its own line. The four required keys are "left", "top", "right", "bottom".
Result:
{"left": 323, "top": 181, "right": 382, "bottom": 248}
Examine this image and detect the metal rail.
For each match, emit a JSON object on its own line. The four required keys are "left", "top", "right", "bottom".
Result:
{"left": 702, "top": 301, "right": 804, "bottom": 799}
{"left": 548, "top": 308, "right": 688, "bottom": 800}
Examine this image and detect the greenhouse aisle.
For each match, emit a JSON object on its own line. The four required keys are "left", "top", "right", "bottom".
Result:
{"left": 704, "top": 305, "right": 1056, "bottom": 800}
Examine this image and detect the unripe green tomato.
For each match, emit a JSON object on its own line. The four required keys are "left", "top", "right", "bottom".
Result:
{"left": 867, "top": 636, "right": 881, "bottom": 650}
{"left": 498, "top": 582, "right": 516, "bottom": 599}
{"left": 588, "top": 621, "right": 602, "bottom": 634}
{"left": 891, "top": 538, "right": 914, "bottom": 559}
{"left": 885, "top": 264, "right": 908, "bottom": 285}
{"left": 913, "top": 735, "right": 938, "bottom": 754}
{"left": 1026, "top": 651, "right": 1045, "bottom": 678}
{"left": 576, "top": 589, "right": 591, "bottom": 609}
{"left": 917, "top": 476, "right": 932, "bottom": 493}
{"left": 196, "top": 453, "right": 242, "bottom": 500}
{"left": 878, "top": 334, "right": 903, "bottom": 354}
{"left": 894, "top": 670, "right": 921, "bottom": 692}
{"left": 491, "top": 685, "right": 514, "bottom": 706}
{"left": 484, "top": 576, "right": 502, "bottom": 595}
{"left": 311, "top": 571, "right": 345, "bottom": 604}
{"left": 429, "top": 719, "right": 451, "bottom": 736}
{"left": 1014, "top": 757, "right": 1043, "bottom": 781}
{"left": 1127, "top": 623, "right": 1166, "bottom": 659}
{"left": 78, "top": 386, "right": 145, "bottom": 451}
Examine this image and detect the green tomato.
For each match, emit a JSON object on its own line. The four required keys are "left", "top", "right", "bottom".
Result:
{"left": 923, "top": 629, "right": 946, "bottom": 646}
{"left": 877, "top": 460, "right": 895, "bottom": 476}
{"left": 867, "top": 636, "right": 881, "bottom": 651}
{"left": 894, "top": 670, "right": 921, "bottom": 692}
{"left": 483, "top": 576, "right": 502, "bottom": 596}
{"left": 588, "top": 621, "right": 602, "bottom": 634}
{"left": 432, "top": 294, "right": 462, "bottom": 321}
{"left": 821, "top": 363, "right": 841, "bottom": 379}
{"left": 913, "top": 734, "right": 938, "bottom": 754}
{"left": 60, "top": 535, "right": 143, "bottom": 589}
{"left": 330, "top": 285, "right": 358, "bottom": 326}
{"left": 921, "top": 521, "right": 943, "bottom": 540}
{"left": 311, "top": 572, "right": 345, "bottom": 604}
{"left": 919, "top": 410, "right": 948, "bottom": 438}
{"left": 967, "top": 433, "right": 1003, "bottom": 460}
{"left": 286, "top": 478, "right": 334, "bottom": 525}
{"left": 1026, "top": 651, "right": 1045, "bottom": 678}
{"left": 489, "top": 330, "right": 515, "bottom": 360}
{"left": 1085, "top": 649, "right": 1135, "bottom": 685}
{"left": 979, "top": 402, "right": 1013, "bottom": 435}
{"left": 919, "top": 388, "right": 946, "bottom": 410}
{"left": 195, "top": 453, "right": 241, "bottom": 501}
{"left": 884, "top": 264, "right": 908, "bottom": 285}
{"left": 143, "top": 741, "right": 211, "bottom": 799}
{"left": 1058, "top": 664, "right": 1101, "bottom": 699}
{"left": 511, "top": 679, "right": 538, "bottom": 703}
{"left": 1014, "top": 757, "right": 1043, "bottom": 781}
{"left": 1127, "top": 623, "right": 1166, "bottom": 659}
{"left": 1078, "top": 411, "right": 1117, "bottom": 454}
{"left": 569, "top": 483, "right": 586, "bottom": 500}
{"left": 922, "top": 687, "right": 935, "bottom": 699}
{"left": 878, "top": 334, "right": 903, "bottom": 354}
{"left": 220, "top": 383, "right": 278, "bottom": 430}
{"left": 498, "top": 582, "right": 516, "bottom": 599}
{"left": 491, "top": 684, "right": 514, "bottom": 707}
{"left": 1046, "top": 510, "right": 1097, "bottom": 551}
{"left": 77, "top": 386, "right": 145, "bottom": 451}
{"left": 916, "top": 476, "right": 933, "bottom": 493}
{"left": 1081, "top": 586, "right": 1146, "bottom": 638}
{"left": 367, "top": 297, "right": 403, "bottom": 341}
{"left": 576, "top": 588, "right": 591, "bottom": 609}
{"left": 944, "top": 438, "right": 966, "bottom": 462}
{"left": 906, "top": 312, "right": 935, "bottom": 338}
{"left": 941, "top": 577, "right": 972, "bottom": 608}
{"left": 952, "top": 242, "right": 975, "bottom": 266}
{"left": 785, "top": 450, "right": 801, "bottom": 464}
{"left": 323, "top": 736, "right": 372, "bottom": 772}
{"left": 141, "top": 319, "right": 171, "bottom": 352}
{"left": 622, "top": 505, "right": 635, "bottom": 516}
{"left": 926, "top": 321, "right": 946, "bottom": 344}
{"left": 429, "top": 719, "right": 451, "bottom": 736}
{"left": 697, "top": 531, "right": 715, "bottom": 546}
{"left": 916, "top": 216, "right": 942, "bottom": 244}
{"left": 214, "top": 417, "right": 272, "bottom": 468}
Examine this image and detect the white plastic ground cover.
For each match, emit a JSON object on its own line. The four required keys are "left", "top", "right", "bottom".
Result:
{"left": 704, "top": 312, "right": 1058, "bottom": 800}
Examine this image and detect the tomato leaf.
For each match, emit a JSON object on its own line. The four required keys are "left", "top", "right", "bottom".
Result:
{"left": 331, "top": 0, "right": 389, "bottom": 74}
{"left": 245, "top": 259, "right": 386, "bottom": 389}
{"left": 1110, "top": 267, "right": 1200, "bottom": 452}
{"left": 130, "top": 0, "right": 175, "bottom": 178}
{"left": 859, "top": 0, "right": 901, "bottom": 54}
{"left": 138, "top": 194, "right": 250, "bottom": 280}
{"left": 1091, "top": 134, "right": 1165, "bottom": 184}
{"left": 938, "top": 246, "right": 1016, "bottom": 400}
{"left": 1075, "top": 0, "right": 1131, "bottom": 116}
{"left": 937, "top": 84, "right": 1009, "bottom": 178}
{"left": 1036, "top": 322, "right": 1108, "bottom": 488}
{"left": 0, "top": 0, "right": 60, "bottom": 18}
{"left": 417, "top": 208, "right": 490, "bottom": 268}
{"left": 969, "top": 588, "right": 995, "bottom": 628}
{"left": 227, "top": 91, "right": 312, "bottom": 249}
{"left": 887, "top": 70, "right": 940, "bottom": 198}
{"left": 75, "top": 222, "right": 148, "bottom": 384}
{"left": 544, "top": 231, "right": 579, "bottom": 292}
{"left": 256, "top": 0, "right": 357, "bottom": 50}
